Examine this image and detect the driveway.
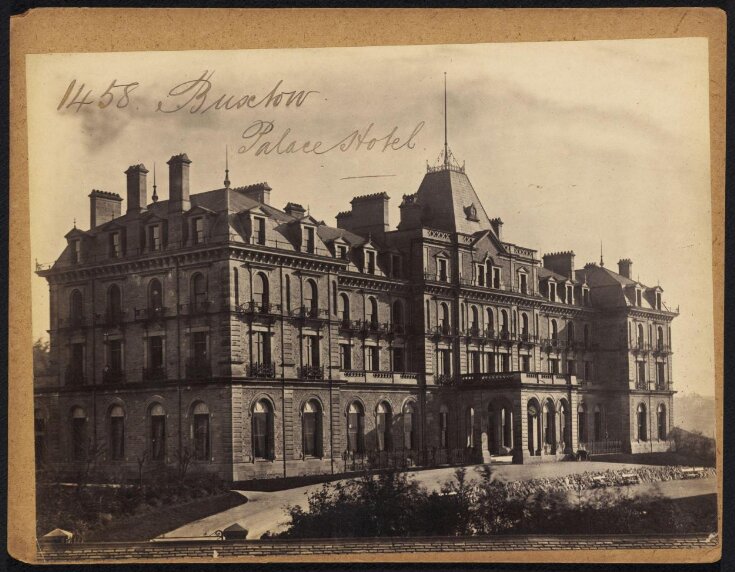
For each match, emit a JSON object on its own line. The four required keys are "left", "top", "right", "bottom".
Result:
{"left": 157, "top": 463, "right": 716, "bottom": 540}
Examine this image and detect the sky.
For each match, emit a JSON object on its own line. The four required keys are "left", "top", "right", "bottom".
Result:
{"left": 26, "top": 38, "right": 714, "bottom": 396}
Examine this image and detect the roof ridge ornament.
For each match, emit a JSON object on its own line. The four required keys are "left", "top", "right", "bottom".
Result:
{"left": 224, "top": 145, "right": 231, "bottom": 189}
{"left": 427, "top": 72, "right": 465, "bottom": 174}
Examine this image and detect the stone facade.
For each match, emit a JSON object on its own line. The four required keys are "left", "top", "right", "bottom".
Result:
{"left": 34, "top": 148, "right": 678, "bottom": 482}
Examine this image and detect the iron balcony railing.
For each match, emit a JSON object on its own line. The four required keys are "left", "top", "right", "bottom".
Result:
{"left": 101, "top": 367, "right": 125, "bottom": 384}
{"left": 299, "top": 365, "right": 324, "bottom": 380}
{"left": 248, "top": 362, "right": 276, "bottom": 378}
{"left": 179, "top": 300, "right": 213, "bottom": 315}
{"left": 96, "top": 310, "right": 125, "bottom": 327}
{"left": 540, "top": 338, "right": 567, "bottom": 350}
{"left": 291, "top": 306, "right": 329, "bottom": 320}
{"left": 186, "top": 359, "right": 212, "bottom": 379}
{"left": 653, "top": 343, "right": 672, "bottom": 354}
{"left": 134, "top": 307, "right": 168, "bottom": 321}
{"left": 630, "top": 340, "right": 651, "bottom": 352}
{"left": 142, "top": 366, "right": 166, "bottom": 382}
{"left": 238, "top": 301, "right": 282, "bottom": 315}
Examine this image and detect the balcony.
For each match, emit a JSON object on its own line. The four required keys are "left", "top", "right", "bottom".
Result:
{"left": 299, "top": 365, "right": 324, "bottom": 380}
{"left": 135, "top": 307, "right": 168, "bottom": 321}
{"left": 102, "top": 367, "right": 125, "bottom": 384}
{"left": 338, "top": 318, "right": 361, "bottom": 331}
{"left": 429, "top": 324, "right": 454, "bottom": 337}
{"left": 142, "top": 366, "right": 167, "bottom": 382}
{"left": 248, "top": 362, "right": 276, "bottom": 378}
{"left": 97, "top": 310, "right": 125, "bottom": 327}
{"left": 186, "top": 359, "right": 212, "bottom": 379}
{"left": 291, "top": 306, "right": 329, "bottom": 320}
{"left": 423, "top": 271, "right": 450, "bottom": 283}
{"left": 653, "top": 343, "right": 672, "bottom": 355}
{"left": 179, "top": 300, "right": 213, "bottom": 315}
{"left": 635, "top": 379, "right": 649, "bottom": 390}
{"left": 238, "top": 301, "right": 282, "bottom": 316}
{"left": 540, "top": 338, "right": 566, "bottom": 351}
{"left": 630, "top": 340, "right": 650, "bottom": 354}
{"left": 387, "top": 322, "right": 406, "bottom": 336}
{"left": 459, "top": 371, "right": 575, "bottom": 386}
{"left": 518, "top": 332, "right": 538, "bottom": 346}
{"left": 463, "top": 326, "right": 484, "bottom": 339}
{"left": 64, "top": 366, "right": 85, "bottom": 386}
{"left": 361, "top": 319, "right": 387, "bottom": 334}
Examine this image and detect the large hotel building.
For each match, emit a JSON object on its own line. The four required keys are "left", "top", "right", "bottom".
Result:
{"left": 34, "top": 143, "right": 677, "bottom": 481}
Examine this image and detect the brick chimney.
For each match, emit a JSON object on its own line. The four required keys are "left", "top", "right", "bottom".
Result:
{"left": 542, "top": 251, "right": 575, "bottom": 280}
{"left": 398, "top": 193, "right": 422, "bottom": 230}
{"left": 167, "top": 153, "right": 191, "bottom": 212}
{"left": 89, "top": 190, "right": 122, "bottom": 228}
{"left": 618, "top": 258, "right": 633, "bottom": 279}
{"left": 284, "top": 202, "right": 306, "bottom": 218}
{"left": 125, "top": 164, "right": 148, "bottom": 214}
{"left": 490, "top": 217, "right": 503, "bottom": 241}
{"left": 236, "top": 182, "right": 271, "bottom": 205}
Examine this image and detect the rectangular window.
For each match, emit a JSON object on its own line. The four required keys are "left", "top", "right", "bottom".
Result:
{"left": 438, "top": 259, "right": 448, "bottom": 282}
{"left": 520, "top": 355, "right": 530, "bottom": 372}
{"left": 566, "top": 285, "right": 574, "bottom": 304}
{"left": 151, "top": 415, "right": 166, "bottom": 461}
{"left": 519, "top": 273, "right": 528, "bottom": 294}
{"left": 500, "top": 353, "right": 510, "bottom": 372}
{"left": 583, "top": 289, "right": 591, "bottom": 306}
{"left": 636, "top": 289, "right": 642, "bottom": 306}
{"left": 476, "top": 264, "right": 485, "bottom": 286}
{"left": 436, "top": 349, "right": 451, "bottom": 376}
{"left": 149, "top": 336, "right": 164, "bottom": 369}
{"left": 109, "top": 232, "right": 121, "bottom": 258}
{"left": 656, "top": 292, "right": 662, "bottom": 310}
{"left": 567, "top": 359, "right": 576, "bottom": 376}
{"left": 254, "top": 332, "right": 271, "bottom": 365}
{"left": 549, "top": 283, "right": 557, "bottom": 302}
{"left": 304, "top": 226, "right": 315, "bottom": 253}
{"left": 110, "top": 417, "right": 125, "bottom": 460}
{"left": 549, "top": 358, "right": 559, "bottom": 374}
{"left": 584, "top": 361, "right": 592, "bottom": 380}
{"left": 337, "top": 245, "right": 348, "bottom": 259}
{"left": 305, "top": 335, "right": 319, "bottom": 367}
{"left": 366, "top": 250, "right": 376, "bottom": 274}
{"left": 193, "top": 217, "right": 205, "bottom": 244}
{"left": 149, "top": 225, "right": 161, "bottom": 251}
{"left": 71, "top": 343, "right": 84, "bottom": 373}
{"left": 366, "top": 346, "right": 379, "bottom": 371}
{"left": 252, "top": 412, "right": 268, "bottom": 459}
{"left": 70, "top": 240, "right": 80, "bottom": 264}
{"left": 340, "top": 344, "right": 352, "bottom": 370}
{"left": 486, "top": 353, "right": 496, "bottom": 373}
{"left": 191, "top": 332, "right": 207, "bottom": 362}
{"left": 72, "top": 418, "right": 86, "bottom": 460}
{"left": 393, "top": 347, "right": 405, "bottom": 372}
{"left": 391, "top": 255, "right": 401, "bottom": 278}
{"left": 252, "top": 217, "right": 266, "bottom": 245}
{"left": 108, "top": 339, "right": 122, "bottom": 371}
{"left": 657, "top": 362, "right": 666, "bottom": 387}
{"left": 492, "top": 267, "right": 501, "bottom": 289}
{"left": 637, "top": 361, "right": 646, "bottom": 385}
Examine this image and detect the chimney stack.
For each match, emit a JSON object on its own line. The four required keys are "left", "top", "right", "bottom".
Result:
{"left": 542, "top": 251, "right": 576, "bottom": 280}
{"left": 89, "top": 190, "right": 123, "bottom": 228}
{"left": 125, "top": 164, "right": 148, "bottom": 214}
{"left": 284, "top": 202, "right": 306, "bottom": 218}
{"left": 168, "top": 153, "right": 191, "bottom": 212}
{"left": 618, "top": 258, "right": 633, "bottom": 279}
{"left": 490, "top": 217, "right": 504, "bottom": 241}
{"left": 236, "top": 182, "right": 271, "bottom": 205}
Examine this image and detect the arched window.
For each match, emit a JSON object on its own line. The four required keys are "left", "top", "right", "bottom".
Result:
{"left": 253, "top": 272, "right": 269, "bottom": 311}
{"left": 487, "top": 308, "right": 495, "bottom": 334}
{"left": 439, "top": 303, "right": 450, "bottom": 333}
{"left": 439, "top": 405, "right": 449, "bottom": 449}
{"left": 339, "top": 293, "right": 350, "bottom": 322}
{"left": 527, "top": 401, "right": 540, "bottom": 456}
{"left": 637, "top": 403, "right": 648, "bottom": 441}
{"left": 500, "top": 310, "right": 509, "bottom": 335}
{"left": 567, "top": 322, "right": 575, "bottom": 344}
{"left": 367, "top": 297, "right": 379, "bottom": 326}
{"left": 657, "top": 403, "right": 667, "bottom": 440}
{"left": 149, "top": 279, "right": 163, "bottom": 311}
{"left": 347, "top": 402, "right": 365, "bottom": 454}
{"left": 107, "top": 284, "right": 122, "bottom": 322}
{"left": 577, "top": 403, "right": 587, "bottom": 444}
{"left": 637, "top": 323, "right": 645, "bottom": 347}
{"left": 543, "top": 400, "right": 555, "bottom": 451}
{"left": 302, "top": 400, "right": 323, "bottom": 457}
{"left": 109, "top": 405, "right": 125, "bottom": 461}
{"left": 559, "top": 401, "right": 570, "bottom": 451}
{"left": 500, "top": 405, "right": 512, "bottom": 449}
{"left": 584, "top": 324, "right": 590, "bottom": 348}
{"left": 402, "top": 402, "right": 416, "bottom": 450}
{"left": 252, "top": 399, "right": 275, "bottom": 460}
{"left": 69, "top": 289, "right": 83, "bottom": 325}
{"left": 71, "top": 406, "right": 87, "bottom": 461}
{"left": 551, "top": 319, "right": 558, "bottom": 341}
{"left": 150, "top": 403, "right": 166, "bottom": 461}
{"left": 192, "top": 402, "right": 210, "bottom": 461}
{"left": 657, "top": 326, "right": 664, "bottom": 351}
{"left": 376, "top": 402, "right": 392, "bottom": 452}
{"left": 521, "top": 313, "right": 529, "bottom": 339}
{"left": 191, "top": 273, "right": 207, "bottom": 311}
{"left": 304, "top": 279, "right": 318, "bottom": 314}
{"left": 593, "top": 404, "right": 603, "bottom": 441}
{"left": 392, "top": 300, "right": 404, "bottom": 331}
{"left": 465, "top": 407, "right": 475, "bottom": 448}
{"left": 470, "top": 306, "right": 479, "bottom": 332}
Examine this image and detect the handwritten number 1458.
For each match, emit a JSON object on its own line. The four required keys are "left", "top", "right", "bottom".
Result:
{"left": 57, "top": 79, "right": 139, "bottom": 111}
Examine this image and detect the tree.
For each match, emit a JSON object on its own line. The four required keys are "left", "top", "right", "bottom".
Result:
{"left": 33, "top": 337, "right": 51, "bottom": 374}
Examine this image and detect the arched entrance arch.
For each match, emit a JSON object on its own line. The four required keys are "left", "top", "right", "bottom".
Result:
{"left": 527, "top": 398, "right": 542, "bottom": 457}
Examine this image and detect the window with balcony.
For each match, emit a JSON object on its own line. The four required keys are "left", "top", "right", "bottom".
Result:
{"left": 71, "top": 407, "right": 87, "bottom": 461}
{"left": 252, "top": 399, "right": 275, "bottom": 460}
{"left": 149, "top": 403, "right": 166, "bottom": 461}
{"left": 376, "top": 402, "right": 392, "bottom": 452}
{"left": 304, "top": 279, "right": 318, "bottom": 314}
{"left": 439, "top": 303, "right": 450, "bottom": 334}
{"left": 551, "top": 319, "right": 558, "bottom": 342}
{"left": 500, "top": 353, "right": 510, "bottom": 372}
{"left": 253, "top": 272, "right": 269, "bottom": 312}
{"left": 339, "top": 343, "right": 352, "bottom": 370}
{"left": 252, "top": 216, "right": 266, "bottom": 245}
{"left": 548, "top": 358, "right": 559, "bottom": 374}
{"left": 437, "top": 258, "right": 448, "bottom": 282}
{"left": 637, "top": 361, "right": 646, "bottom": 386}
{"left": 338, "top": 294, "right": 350, "bottom": 323}
{"left": 148, "top": 224, "right": 162, "bottom": 251}
{"left": 366, "top": 346, "right": 379, "bottom": 371}
{"left": 367, "top": 297, "right": 379, "bottom": 327}
{"left": 347, "top": 402, "right": 365, "bottom": 454}
{"left": 253, "top": 331, "right": 271, "bottom": 367}
{"left": 392, "top": 347, "right": 405, "bottom": 372}
{"left": 437, "top": 349, "right": 451, "bottom": 376}
{"left": 469, "top": 351, "right": 481, "bottom": 373}
{"left": 109, "top": 405, "right": 125, "bottom": 460}
{"left": 567, "top": 359, "right": 576, "bottom": 376}
{"left": 304, "top": 335, "right": 319, "bottom": 367}
{"left": 469, "top": 306, "right": 479, "bottom": 334}
{"left": 109, "top": 231, "right": 121, "bottom": 258}
{"left": 637, "top": 323, "right": 645, "bottom": 348}
{"left": 192, "top": 402, "right": 210, "bottom": 461}
{"left": 520, "top": 313, "right": 529, "bottom": 340}
{"left": 486, "top": 352, "right": 496, "bottom": 373}
{"left": 302, "top": 400, "right": 323, "bottom": 457}
{"left": 149, "top": 279, "right": 163, "bottom": 312}
{"left": 500, "top": 310, "right": 509, "bottom": 336}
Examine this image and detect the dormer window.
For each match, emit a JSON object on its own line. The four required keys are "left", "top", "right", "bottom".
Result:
{"left": 655, "top": 292, "right": 662, "bottom": 310}
{"left": 582, "top": 287, "right": 591, "bottom": 306}
{"left": 635, "top": 289, "right": 642, "bottom": 307}
{"left": 519, "top": 272, "right": 528, "bottom": 295}
{"left": 438, "top": 258, "right": 448, "bottom": 282}
{"left": 70, "top": 239, "right": 81, "bottom": 264}
{"left": 148, "top": 224, "right": 161, "bottom": 251}
{"left": 303, "top": 226, "right": 315, "bottom": 254}
{"left": 336, "top": 245, "right": 348, "bottom": 260}
{"left": 566, "top": 284, "right": 574, "bottom": 304}
{"left": 252, "top": 216, "right": 266, "bottom": 246}
{"left": 192, "top": 217, "right": 205, "bottom": 245}
{"left": 366, "top": 250, "right": 376, "bottom": 274}
{"left": 491, "top": 267, "right": 501, "bottom": 289}
{"left": 109, "top": 232, "right": 121, "bottom": 258}
{"left": 391, "top": 254, "right": 402, "bottom": 278}
{"left": 549, "top": 282, "right": 557, "bottom": 302}
{"left": 475, "top": 264, "right": 485, "bottom": 286}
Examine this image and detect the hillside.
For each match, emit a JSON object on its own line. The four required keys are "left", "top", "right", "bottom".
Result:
{"left": 673, "top": 392, "right": 716, "bottom": 437}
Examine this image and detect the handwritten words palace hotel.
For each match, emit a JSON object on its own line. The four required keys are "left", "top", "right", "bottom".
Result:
{"left": 34, "top": 138, "right": 678, "bottom": 481}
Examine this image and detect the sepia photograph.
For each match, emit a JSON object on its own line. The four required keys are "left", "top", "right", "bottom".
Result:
{"left": 10, "top": 8, "right": 724, "bottom": 564}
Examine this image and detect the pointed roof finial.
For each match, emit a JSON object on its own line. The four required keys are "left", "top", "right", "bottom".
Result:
{"left": 224, "top": 145, "right": 231, "bottom": 189}
{"left": 600, "top": 240, "right": 604, "bottom": 267}
{"left": 152, "top": 162, "right": 159, "bottom": 202}
{"left": 73, "top": 217, "right": 76, "bottom": 229}
{"left": 444, "top": 72, "right": 448, "bottom": 168}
